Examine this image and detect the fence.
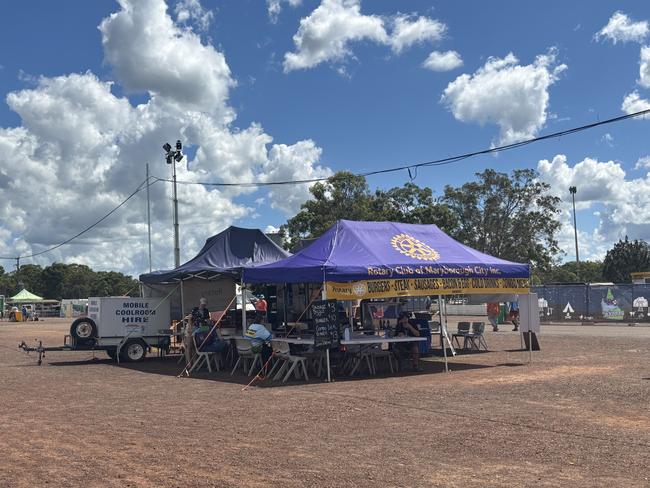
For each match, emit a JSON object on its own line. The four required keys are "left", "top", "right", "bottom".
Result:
{"left": 532, "top": 284, "right": 650, "bottom": 323}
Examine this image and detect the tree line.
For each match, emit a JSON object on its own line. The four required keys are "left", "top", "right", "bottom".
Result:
{"left": 280, "top": 170, "right": 650, "bottom": 284}
{"left": 0, "top": 263, "right": 140, "bottom": 300}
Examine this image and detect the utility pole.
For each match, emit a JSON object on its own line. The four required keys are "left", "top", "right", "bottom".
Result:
{"left": 569, "top": 186, "right": 580, "bottom": 281}
{"left": 146, "top": 163, "right": 152, "bottom": 273}
{"left": 15, "top": 257, "right": 20, "bottom": 290}
{"left": 163, "top": 141, "right": 183, "bottom": 268}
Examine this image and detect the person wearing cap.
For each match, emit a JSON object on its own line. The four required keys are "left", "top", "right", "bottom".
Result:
{"left": 186, "top": 297, "right": 227, "bottom": 360}
{"left": 245, "top": 313, "right": 273, "bottom": 373}
{"left": 192, "top": 297, "right": 210, "bottom": 327}
{"left": 393, "top": 311, "right": 421, "bottom": 371}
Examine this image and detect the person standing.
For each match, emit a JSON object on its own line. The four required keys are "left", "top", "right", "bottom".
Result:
{"left": 254, "top": 294, "right": 268, "bottom": 320}
{"left": 21, "top": 305, "right": 27, "bottom": 322}
{"left": 509, "top": 301, "right": 519, "bottom": 331}
{"left": 487, "top": 302, "right": 500, "bottom": 332}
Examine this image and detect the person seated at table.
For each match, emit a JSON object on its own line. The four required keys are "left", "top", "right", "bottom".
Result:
{"left": 245, "top": 313, "right": 273, "bottom": 373}
{"left": 394, "top": 312, "right": 421, "bottom": 371}
{"left": 193, "top": 323, "right": 228, "bottom": 353}
{"left": 188, "top": 298, "right": 225, "bottom": 352}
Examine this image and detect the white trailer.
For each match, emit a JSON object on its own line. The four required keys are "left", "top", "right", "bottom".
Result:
{"left": 20, "top": 297, "right": 172, "bottom": 364}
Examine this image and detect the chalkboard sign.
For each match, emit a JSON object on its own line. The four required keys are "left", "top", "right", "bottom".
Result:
{"left": 313, "top": 299, "right": 339, "bottom": 349}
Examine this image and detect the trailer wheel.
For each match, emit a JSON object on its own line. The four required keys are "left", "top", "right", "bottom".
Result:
{"left": 120, "top": 340, "right": 147, "bottom": 362}
{"left": 106, "top": 348, "right": 117, "bottom": 361}
{"left": 70, "top": 318, "right": 97, "bottom": 342}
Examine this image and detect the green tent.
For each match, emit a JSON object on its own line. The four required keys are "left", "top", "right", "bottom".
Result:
{"left": 10, "top": 289, "right": 44, "bottom": 303}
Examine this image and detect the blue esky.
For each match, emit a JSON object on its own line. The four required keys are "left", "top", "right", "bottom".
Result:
{"left": 1, "top": 0, "right": 650, "bottom": 275}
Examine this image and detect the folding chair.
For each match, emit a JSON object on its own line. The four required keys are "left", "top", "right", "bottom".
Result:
{"left": 188, "top": 335, "right": 219, "bottom": 373}
{"left": 466, "top": 322, "right": 489, "bottom": 351}
{"left": 370, "top": 346, "right": 395, "bottom": 373}
{"left": 299, "top": 348, "right": 326, "bottom": 377}
{"left": 344, "top": 345, "right": 375, "bottom": 376}
{"left": 451, "top": 322, "right": 471, "bottom": 350}
{"left": 268, "top": 341, "right": 309, "bottom": 383}
{"left": 231, "top": 338, "right": 262, "bottom": 376}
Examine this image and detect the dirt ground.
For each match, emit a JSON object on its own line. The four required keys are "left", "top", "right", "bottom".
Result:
{"left": 1, "top": 318, "right": 649, "bottom": 488}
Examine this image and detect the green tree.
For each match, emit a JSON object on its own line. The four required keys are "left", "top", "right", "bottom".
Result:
{"left": 92, "top": 271, "right": 139, "bottom": 297}
{"left": 371, "top": 183, "right": 457, "bottom": 231}
{"left": 281, "top": 172, "right": 454, "bottom": 249}
{"left": 442, "top": 168, "right": 562, "bottom": 271}
{"left": 537, "top": 260, "right": 604, "bottom": 284}
{"left": 602, "top": 237, "right": 650, "bottom": 283}
{"left": 281, "top": 172, "right": 372, "bottom": 248}
{"left": 41, "top": 262, "right": 68, "bottom": 299}
{"left": 16, "top": 264, "right": 44, "bottom": 295}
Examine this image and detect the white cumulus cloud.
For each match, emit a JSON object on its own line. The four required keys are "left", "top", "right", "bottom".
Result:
{"left": 389, "top": 14, "right": 446, "bottom": 54}
{"left": 596, "top": 11, "right": 649, "bottom": 44}
{"left": 267, "top": 0, "right": 302, "bottom": 23}
{"left": 635, "top": 155, "right": 650, "bottom": 170}
{"left": 260, "top": 140, "right": 332, "bottom": 214}
{"left": 99, "top": 0, "right": 235, "bottom": 117}
{"left": 621, "top": 90, "right": 650, "bottom": 116}
{"left": 538, "top": 154, "right": 650, "bottom": 258}
{"left": 174, "top": 0, "right": 214, "bottom": 31}
{"left": 0, "top": 0, "right": 330, "bottom": 276}
{"left": 441, "top": 50, "right": 567, "bottom": 145}
{"left": 283, "top": 0, "right": 387, "bottom": 72}
{"left": 639, "top": 45, "right": 650, "bottom": 88}
{"left": 422, "top": 50, "right": 463, "bottom": 71}
{"left": 282, "top": 1, "right": 454, "bottom": 73}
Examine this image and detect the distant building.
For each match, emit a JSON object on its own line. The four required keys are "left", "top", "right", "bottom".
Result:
{"left": 631, "top": 272, "right": 650, "bottom": 285}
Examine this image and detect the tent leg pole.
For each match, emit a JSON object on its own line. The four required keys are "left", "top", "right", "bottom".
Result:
{"left": 180, "top": 280, "right": 185, "bottom": 321}
{"left": 326, "top": 349, "right": 331, "bottom": 382}
{"left": 283, "top": 283, "right": 288, "bottom": 330}
{"left": 241, "top": 280, "right": 247, "bottom": 337}
{"left": 529, "top": 331, "right": 532, "bottom": 364}
{"left": 438, "top": 295, "right": 448, "bottom": 372}
{"left": 321, "top": 284, "right": 331, "bottom": 382}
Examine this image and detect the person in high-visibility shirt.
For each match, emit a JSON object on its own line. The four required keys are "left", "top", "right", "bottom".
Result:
{"left": 487, "top": 302, "right": 500, "bottom": 332}
{"left": 245, "top": 313, "right": 273, "bottom": 374}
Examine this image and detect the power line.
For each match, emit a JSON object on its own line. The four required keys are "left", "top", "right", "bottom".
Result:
{"left": 155, "top": 107, "right": 650, "bottom": 188}
{"left": 0, "top": 178, "right": 156, "bottom": 260}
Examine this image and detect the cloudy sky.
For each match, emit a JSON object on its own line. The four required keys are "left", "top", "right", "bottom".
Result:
{"left": 1, "top": 0, "right": 650, "bottom": 277}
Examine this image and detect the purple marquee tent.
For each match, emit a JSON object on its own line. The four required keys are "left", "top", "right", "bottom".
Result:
{"left": 243, "top": 220, "right": 529, "bottom": 299}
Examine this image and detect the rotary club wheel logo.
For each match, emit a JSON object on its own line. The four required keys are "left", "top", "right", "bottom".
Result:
{"left": 391, "top": 233, "right": 440, "bottom": 261}
{"left": 352, "top": 283, "right": 367, "bottom": 296}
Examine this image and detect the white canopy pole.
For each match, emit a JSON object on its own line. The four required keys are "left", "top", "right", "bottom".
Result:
{"left": 322, "top": 285, "right": 331, "bottom": 383}
{"left": 179, "top": 279, "right": 185, "bottom": 320}
{"left": 438, "top": 295, "right": 448, "bottom": 372}
{"left": 240, "top": 279, "right": 248, "bottom": 337}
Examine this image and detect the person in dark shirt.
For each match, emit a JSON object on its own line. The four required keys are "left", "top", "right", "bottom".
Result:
{"left": 191, "top": 297, "right": 210, "bottom": 328}
{"left": 191, "top": 297, "right": 227, "bottom": 354}
{"left": 393, "top": 312, "right": 421, "bottom": 371}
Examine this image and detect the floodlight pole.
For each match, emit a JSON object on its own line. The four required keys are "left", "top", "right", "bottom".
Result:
{"left": 15, "top": 257, "right": 20, "bottom": 290}
{"left": 164, "top": 140, "right": 182, "bottom": 269}
{"left": 569, "top": 186, "right": 580, "bottom": 281}
{"left": 172, "top": 158, "right": 180, "bottom": 269}
{"left": 146, "top": 163, "right": 152, "bottom": 273}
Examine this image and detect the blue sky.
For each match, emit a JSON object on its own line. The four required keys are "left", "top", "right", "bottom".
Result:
{"left": 1, "top": 0, "right": 650, "bottom": 275}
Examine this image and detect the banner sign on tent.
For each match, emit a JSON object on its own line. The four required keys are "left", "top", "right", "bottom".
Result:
{"left": 325, "top": 277, "right": 530, "bottom": 300}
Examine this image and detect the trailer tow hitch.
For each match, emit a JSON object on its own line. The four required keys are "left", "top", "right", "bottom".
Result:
{"left": 19, "top": 340, "right": 46, "bottom": 366}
